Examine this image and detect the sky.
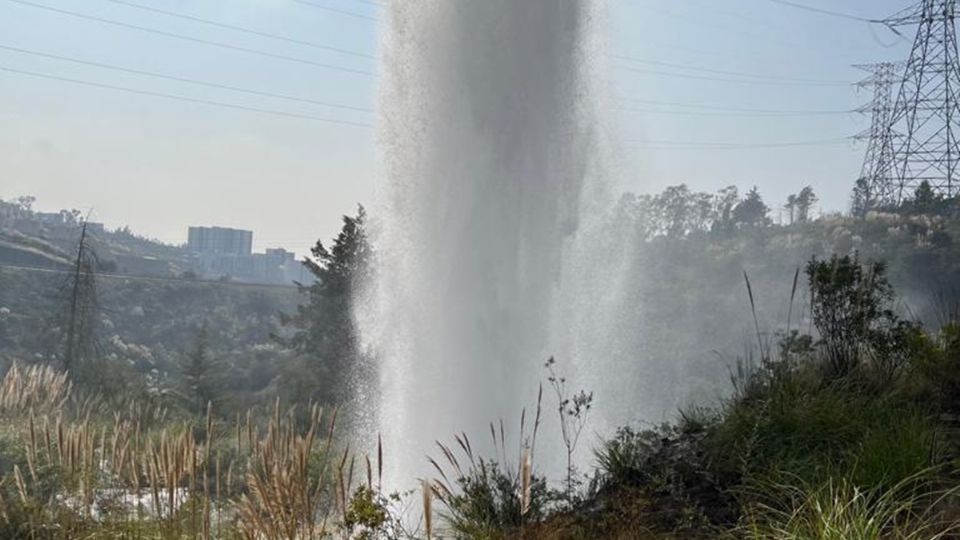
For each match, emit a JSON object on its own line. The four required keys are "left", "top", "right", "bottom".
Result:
{"left": 0, "top": 0, "right": 915, "bottom": 255}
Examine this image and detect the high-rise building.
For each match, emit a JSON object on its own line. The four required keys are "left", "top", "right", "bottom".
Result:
{"left": 187, "top": 226, "right": 253, "bottom": 256}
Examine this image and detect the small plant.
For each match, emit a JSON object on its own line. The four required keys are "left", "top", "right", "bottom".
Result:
{"left": 545, "top": 357, "right": 593, "bottom": 504}
{"left": 430, "top": 390, "right": 550, "bottom": 538}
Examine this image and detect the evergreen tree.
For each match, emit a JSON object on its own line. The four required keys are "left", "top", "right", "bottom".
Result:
{"left": 733, "top": 187, "right": 770, "bottom": 227}
{"left": 280, "top": 206, "right": 372, "bottom": 405}
{"left": 913, "top": 180, "right": 938, "bottom": 214}
{"left": 178, "top": 324, "right": 220, "bottom": 415}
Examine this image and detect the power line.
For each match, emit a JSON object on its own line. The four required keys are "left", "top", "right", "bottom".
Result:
{"left": 0, "top": 262, "right": 299, "bottom": 290}
{"left": 0, "top": 44, "right": 855, "bottom": 121}
{"left": 618, "top": 96, "right": 851, "bottom": 115}
{"left": 0, "top": 44, "right": 374, "bottom": 113}
{"left": 289, "top": 0, "right": 377, "bottom": 21}
{"left": 0, "top": 64, "right": 373, "bottom": 127}
{"left": 619, "top": 106, "right": 850, "bottom": 118}
{"left": 612, "top": 54, "right": 848, "bottom": 84}
{"left": 627, "top": 136, "right": 851, "bottom": 149}
{"left": 762, "top": 0, "right": 881, "bottom": 23}
{"left": 5, "top": 0, "right": 374, "bottom": 77}
{"left": 101, "top": 0, "right": 375, "bottom": 59}
{"left": 616, "top": 63, "right": 849, "bottom": 86}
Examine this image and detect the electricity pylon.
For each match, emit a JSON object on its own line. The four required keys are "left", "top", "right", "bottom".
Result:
{"left": 879, "top": 0, "right": 960, "bottom": 201}
{"left": 855, "top": 62, "right": 902, "bottom": 209}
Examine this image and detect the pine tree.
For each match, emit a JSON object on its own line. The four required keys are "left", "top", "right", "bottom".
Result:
{"left": 178, "top": 324, "right": 220, "bottom": 415}
{"left": 733, "top": 187, "right": 770, "bottom": 228}
{"left": 280, "top": 206, "right": 372, "bottom": 405}
{"left": 913, "top": 180, "right": 938, "bottom": 214}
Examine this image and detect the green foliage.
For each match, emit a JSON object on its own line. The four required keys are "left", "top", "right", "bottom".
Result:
{"left": 439, "top": 458, "right": 551, "bottom": 539}
{"left": 176, "top": 324, "right": 222, "bottom": 415}
{"left": 806, "top": 254, "right": 921, "bottom": 378}
{"left": 913, "top": 180, "right": 940, "bottom": 214}
{"left": 280, "top": 206, "right": 371, "bottom": 406}
{"left": 733, "top": 187, "right": 770, "bottom": 228}
{"left": 341, "top": 486, "right": 406, "bottom": 540}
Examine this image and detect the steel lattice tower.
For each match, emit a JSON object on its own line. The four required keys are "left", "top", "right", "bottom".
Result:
{"left": 880, "top": 0, "right": 960, "bottom": 201}
{"left": 855, "top": 62, "right": 902, "bottom": 207}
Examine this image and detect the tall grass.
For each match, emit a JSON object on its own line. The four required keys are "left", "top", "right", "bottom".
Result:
{"left": 0, "top": 362, "right": 390, "bottom": 539}
{"left": 737, "top": 474, "right": 960, "bottom": 540}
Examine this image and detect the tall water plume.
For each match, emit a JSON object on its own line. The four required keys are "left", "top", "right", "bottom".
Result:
{"left": 358, "top": 0, "right": 626, "bottom": 480}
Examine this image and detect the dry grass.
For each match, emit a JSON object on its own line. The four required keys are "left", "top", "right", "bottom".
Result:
{"left": 0, "top": 363, "right": 388, "bottom": 539}
{"left": 0, "top": 362, "right": 70, "bottom": 415}
{"left": 236, "top": 401, "right": 336, "bottom": 539}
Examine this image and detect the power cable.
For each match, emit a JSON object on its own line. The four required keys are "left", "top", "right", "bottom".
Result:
{"left": 618, "top": 96, "right": 851, "bottom": 115}
{"left": 4, "top": 0, "right": 374, "bottom": 77}
{"left": 612, "top": 55, "right": 848, "bottom": 84}
{"left": 0, "top": 44, "right": 374, "bottom": 113}
{"left": 0, "top": 44, "right": 857, "bottom": 122}
{"left": 616, "top": 64, "right": 849, "bottom": 86}
{"left": 289, "top": 0, "right": 377, "bottom": 21}
{"left": 762, "top": 0, "right": 881, "bottom": 23}
{"left": 0, "top": 64, "right": 373, "bottom": 127}
{"left": 101, "top": 0, "right": 375, "bottom": 59}
{"left": 628, "top": 136, "right": 851, "bottom": 150}
{"left": 619, "top": 106, "right": 850, "bottom": 118}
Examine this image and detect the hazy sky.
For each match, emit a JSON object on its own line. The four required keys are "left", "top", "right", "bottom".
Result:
{"left": 0, "top": 0, "right": 913, "bottom": 254}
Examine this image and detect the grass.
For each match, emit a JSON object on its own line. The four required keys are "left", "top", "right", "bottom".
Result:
{"left": 736, "top": 474, "right": 960, "bottom": 540}
{"left": 0, "top": 364, "right": 398, "bottom": 539}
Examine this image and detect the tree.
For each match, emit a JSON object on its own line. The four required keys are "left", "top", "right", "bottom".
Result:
{"left": 851, "top": 178, "right": 875, "bottom": 219}
{"left": 656, "top": 184, "right": 694, "bottom": 238}
{"left": 177, "top": 324, "right": 220, "bottom": 415}
{"left": 912, "top": 180, "right": 938, "bottom": 214}
{"left": 795, "top": 186, "right": 817, "bottom": 222}
{"left": 280, "top": 206, "right": 372, "bottom": 405}
{"left": 713, "top": 185, "right": 739, "bottom": 234}
{"left": 806, "top": 255, "right": 919, "bottom": 377}
{"left": 784, "top": 194, "right": 797, "bottom": 225}
{"left": 733, "top": 187, "right": 770, "bottom": 228}
{"left": 15, "top": 195, "right": 35, "bottom": 213}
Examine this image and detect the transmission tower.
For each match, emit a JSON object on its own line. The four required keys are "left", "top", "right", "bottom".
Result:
{"left": 855, "top": 62, "right": 902, "bottom": 208}
{"left": 879, "top": 0, "right": 960, "bottom": 201}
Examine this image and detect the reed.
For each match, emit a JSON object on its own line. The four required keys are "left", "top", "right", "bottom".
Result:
{"left": 0, "top": 362, "right": 70, "bottom": 415}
